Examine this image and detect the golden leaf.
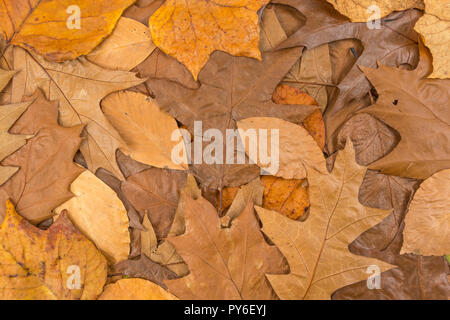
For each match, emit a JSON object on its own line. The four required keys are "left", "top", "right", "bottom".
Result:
{"left": 401, "top": 169, "right": 450, "bottom": 256}
{"left": 99, "top": 278, "right": 177, "bottom": 300}
{"left": 149, "top": 0, "right": 269, "bottom": 79}
{"left": 255, "top": 141, "right": 395, "bottom": 299}
{"left": 0, "top": 0, "right": 135, "bottom": 61}
{"left": 0, "top": 200, "right": 107, "bottom": 300}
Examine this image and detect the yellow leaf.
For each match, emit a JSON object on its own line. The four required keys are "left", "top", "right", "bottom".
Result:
{"left": 0, "top": 200, "right": 107, "bottom": 300}
{"left": 401, "top": 169, "right": 450, "bottom": 256}
{"left": 237, "top": 117, "right": 327, "bottom": 179}
{"left": 149, "top": 0, "right": 269, "bottom": 79}
{"left": 87, "top": 17, "right": 156, "bottom": 71}
{"left": 326, "top": 0, "right": 424, "bottom": 22}
{"left": 255, "top": 141, "right": 395, "bottom": 299}
{"left": 99, "top": 278, "right": 177, "bottom": 300}
{"left": 55, "top": 170, "right": 130, "bottom": 265}
{"left": 0, "top": 0, "right": 135, "bottom": 61}
{"left": 102, "top": 91, "right": 188, "bottom": 170}
{"left": 415, "top": 0, "right": 450, "bottom": 78}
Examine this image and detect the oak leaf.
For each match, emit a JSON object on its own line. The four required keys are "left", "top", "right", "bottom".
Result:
{"left": 99, "top": 278, "right": 177, "bottom": 300}
{"left": 102, "top": 91, "right": 188, "bottom": 170}
{"left": 360, "top": 44, "right": 450, "bottom": 179}
{"left": 237, "top": 117, "right": 327, "bottom": 179}
{"left": 326, "top": 0, "right": 424, "bottom": 22}
{"left": 255, "top": 141, "right": 394, "bottom": 299}
{"left": 0, "top": 200, "right": 107, "bottom": 300}
{"left": 147, "top": 48, "right": 318, "bottom": 189}
{"left": 149, "top": 0, "right": 269, "bottom": 79}
{"left": 11, "top": 47, "right": 144, "bottom": 179}
{"left": 165, "top": 189, "right": 288, "bottom": 299}
{"left": 55, "top": 170, "right": 130, "bottom": 264}
{"left": 86, "top": 17, "right": 156, "bottom": 71}
{"left": 401, "top": 169, "right": 450, "bottom": 256}
{"left": 0, "top": 0, "right": 135, "bottom": 61}
{"left": 414, "top": 0, "right": 450, "bottom": 78}
{"left": 0, "top": 91, "right": 83, "bottom": 223}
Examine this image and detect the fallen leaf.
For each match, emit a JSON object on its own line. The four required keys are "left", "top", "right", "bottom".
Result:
{"left": 149, "top": 240, "right": 189, "bottom": 277}
{"left": 326, "top": 0, "right": 424, "bottom": 22}
{"left": 272, "top": 84, "right": 318, "bottom": 106}
{"left": 55, "top": 170, "right": 130, "bottom": 265}
{"left": 237, "top": 117, "right": 327, "bottom": 179}
{"left": 102, "top": 91, "right": 188, "bottom": 170}
{"left": 401, "top": 169, "right": 450, "bottom": 256}
{"left": 141, "top": 214, "right": 157, "bottom": 258}
{"left": 149, "top": 0, "right": 269, "bottom": 79}
{"left": 255, "top": 141, "right": 394, "bottom": 299}
{"left": 261, "top": 175, "right": 309, "bottom": 221}
{"left": 87, "top": 17, "right": 156, "bottom": 71}
{"left": 414, "top": 0, "right": 450, "bottom": 78}
{"left": 11, "top": 47, "right": 144, "bottom": 179}
{"left": 124, "top": 0, "right": 164, "bottom": 25}
{"left": 0, "top": 200, "right": 107, "bottom": 300}
{"left": 0, "top": 0, "right": 135, "bottom": 61}
{"left": 99, "top": 278, "right": 177, "bottom": 300}
{"left": 0, "top": 91, "right": 83, "bottom": 223}
{"left": 121, "top": 168, "right": 187, "bottom": 238}
{"left": 360, "top": 44, "right": 450, "bottom": 179}
{"left": 165, "top": 187, "right": 288, "bottom": 299}
{"left": 147, "top": 48, "right": 318, "bottom": 189}
{"left": 0, "top": 68, "right": 14, "bottom": 92}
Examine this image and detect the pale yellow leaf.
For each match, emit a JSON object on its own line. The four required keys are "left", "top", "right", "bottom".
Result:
{"left": 99, "top": 278, "right": 178, "bottom": 300}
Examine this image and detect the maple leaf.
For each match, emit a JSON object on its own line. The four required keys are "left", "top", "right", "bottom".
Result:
{"left": 359, "top": 44, "right": 450, "bottom": 179}
{"left": 326, "top": 0, "right": 424, "bottom": 22}
{"left": 255, "top": 141, "right": 394, "bottom": 300}
{"left": 55, "top": 170, "right": 130, "bottom": 265}
{"left": 401, "top": 169, "right": 450, "bottom": 256}
{"left": 274, "top": 0, "right": 422, "bottom": 154}
{"left": 99, "top": 278, "right": 177, "bottom": 300}
{"left": 149, "top": 0, "right": 269, "bottom": 79}
{"left": 102, "top": 91, "right": 188, "bottom": 170}
{"left": 165, "top": 187, "right": 288, "bottom": 299}
{"left": 414, "top": 0, "right": 450, "bottom": 78}
{"left": 11, "top": 47, "right": 144, "bottom": 179}
{"left": 0, "top": 200, "right": 107, "bottom": 300}
{"left": 0, "top": 0, "right": 135, "bottom": 61}
{"left": 0, "top": 90, "right": 84, "bottom": 223}
{"left": 147, "top": 48, "right": 318, "bottom": 189}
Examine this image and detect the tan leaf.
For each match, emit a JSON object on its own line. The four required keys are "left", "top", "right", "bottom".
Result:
{"left": 326, "top": 0, "right": 424, "bottom": 22}
{"left": 414, "top": 0, "right": 450, "bottom": 78}
{"left": 165, "top": 182, "right": 288, "bottom": 299}
{"left": 149, "top": 240, "right": 189, "bottom": 277}
{"left": 0, "top": 0, "right": 135, "bottom": 61}
{"left": 237, "top": 117, "right": 327, "bottom": 179}
{"left": 149, "top": 0, "right": 269, "bottom": 79}
{"left": 255, "top": 141, "right": 395, "bottom": 299}
{"left": 87, "top": 17, "right": 156, "bottom": 71}
{"left": 99, "top": 278, "right": 177, "bottom": 300}
{"left": 0, "top": 68, "right": 15, "bottom": 92}
{"left": 141, "top": 214, "right": 158, "bottom": 258}
{"left": 0, "top": 200, "right": 107, "bottom": 300}
{"left": 401, "top": 169, "right": 450, "bottom": 256}
{"left": 102, "top": 91, "right": 188, "bottom": 170}
{"left": 11, "top": 47, "right": 144, "bottom": 179}
{"left": 55, "top": 170, "right": 130, "bottom": 265}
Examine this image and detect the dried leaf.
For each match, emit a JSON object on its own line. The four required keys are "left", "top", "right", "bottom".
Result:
{"left": 0, "top": 68, "right": 14, "bottom": 92}
{"left": 102, "top": 91, "right": 188, "bottom": 170}
{"left": 141, "top": 214, "right": 158, "bottom": 258}
{"left": 0, "top": 0, "right": 135, "bottom": 61}
{"left": 326, "top": 0, "right": 424, "bottom": 22}
{"left": 87, "top": 17, "right": 156, "bottom": 71}
{"left": 255, "top": 141, "right": 394, "bottom": 299}
{"left": 360, "top": 44, "right": 450, "bottom": 179}
{"left": 11, "top": 47, "right": 144, "bottom": 179}
{"left": 99, "top": 278, "right": 177, "bottom": 300}
{"left": 401, "top": 169, "right": 450, "bottom": 256}
{"left": 0, "top": 200, "right": 107, "bottom": 300}
{"left": 55, "top": 170, "right": 130, "bottom": 265}
{"left": 165, "top": 191, "right": 288, "bottom": 299}
{"left": 0, "top": 91, "right": 83, "bottom": 223}
{"left": 237, "top": 117, "right": 327, "bottom": 179}
{"left": 149, "top": 0, "right": 269, "bottom": 79}
{"left": 414, "top": 0, "right": 450, "bottom": 78}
